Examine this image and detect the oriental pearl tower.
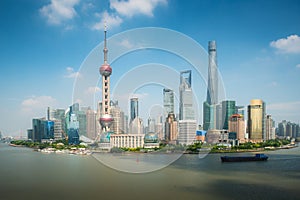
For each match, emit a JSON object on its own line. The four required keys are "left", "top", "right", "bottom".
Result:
{"left": 99, "top": 24, "right": 113, "bottom": 133}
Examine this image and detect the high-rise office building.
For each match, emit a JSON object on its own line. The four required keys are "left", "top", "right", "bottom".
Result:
{"left": 124, "top": 115, "right": 129, "bottom": 134}
{"left": 49, "top": 108, "right": 66, "bottom": 137}
{"left": 278, "top": 120, "right": 287, "bottom": 137}
{"left": 68, "top": 113, "right": 80, "bottom": 145}
{"left": 77, "top": 110, "right": 87, "bottom": 136}
{"left": 129, "top": 97, "right": 143, "bottom": 134}
{"left": 203, "top": 41, "right": 219, "bottom": 130}
{"left": 235, "top": 106, "right": 245, "bottom": 117}
{"left": 86, "top": 107, "right": 97, "bottom": 140}
{"left": 163, "top": 88, "right": 174, "bottom": 116}
{"left": 207, "top": 41, "right": 218, "bottom": 105}
{"left": 155, "top": 120, "right": 164, "bottom": 140}
{"left": 286, "top": 122, "right": 296, "bottom": 138}
{"left": 33, "top": 119, "right": 43, "bottom": 142}
{"left": 203, "top": 102, "right": 214, "bottom": 130}
{"left": 247, "top": 99, "right": 266, "bottom": 142}
{"left": 111, "top": 101, "right": 124, "bottom": 134}
{"left": 165, "top": 113, "right": 178, "bottom": 143}
{"left": 265, "top": 115, "right": 275, "bottom": 140}
{"left": 278, "top": 120, "right": 300, "bottom": 138}
{"left": 222, "top": 100, "right": 236, "bottom": 130}
{"left": 32, "top": 118, "right": 54, "bottom": 142}
{"left": 53, "top": 119, "right": 63, "bottom": 140}
{"left": 99, "top": 25, "right": 113, "bottom": 133}
{"left": 71, "top": 103, "right": 80, "bottom": 113}
{"left": 147, "top": 118, "right": 156, "bottom": 133}
{"left": 216, "top": 104, "right": 222, "bottom": 129}
{"left": 179, "top": 70, "right": 194, "bottom": 120}
{"left": 228, "top": 114, "right": 245, "bottom": 143}
{"left": 178, "top": 120, "right": 197, "bottom": 145}
{"left": 130, "top": 97, "right": 139, "bottom": 122}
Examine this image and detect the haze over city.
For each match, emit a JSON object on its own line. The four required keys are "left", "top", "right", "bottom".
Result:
{"left": 1, "top": 0, "right": 300, "bottom": 136}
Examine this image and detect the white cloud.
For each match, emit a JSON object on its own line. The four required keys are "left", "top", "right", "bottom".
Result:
{"left": 110, "top": 0, "right": 167, "bottom": 18}
{"left": 296, "top": 64, "right": 300, "bottom": 68}
{"left": 120, "top": 39, "right": 135, "bottom": 49}
{"left": 40, "top": 0, "right": 80, "bottom": 25}
{"left": 270, "top": 35, "right": 300, "bottom": 54}
{"left": 21, "top": 96, "right": 58, "bottom": 114}
{"left": 64, "top": 67, "right": 81, "bottom": 78}
{"left": 81, "top": 2, "right": 95, "bottom": 13}
{"left": 86, "top": 86, "right": 101, "bottom": 95}
{"left": 92, "top": 11, "right": 123, "bottom": 30}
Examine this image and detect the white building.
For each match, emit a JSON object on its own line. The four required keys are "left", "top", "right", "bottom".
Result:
{"left": 178, "top": 120, "right": 197, "bottom": 145}
{"left": 110, "top": 134, "right": 144, "bottom": 148}
{"left": 53, "top": 119, "right": 62, "bottom": 140}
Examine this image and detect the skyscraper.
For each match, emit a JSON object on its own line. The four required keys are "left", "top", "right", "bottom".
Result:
{"left": 68, "top": 113, "right": 80, "bottom": 145}
{"left": 99, "top": 25, "right": 113, "bottom": 133}
{"left": 129, "top": 97, "right": 143, "bottom": 134}
{"left": 165, "top": 113, "right": 178, "bottom": 143}
{"left": 86, "top": 107, "right": 97, "bottom": 140}
{"left": 207, "top": 41, "right": 218, "bottom": 105}
{"left": 111, "top": 101, "right": 124, "bottom": 134}
{"left": 48, "top": 107, "right": 66, "bottom": 140}
{"left": 130, "top": 97, "right": 139, "bottom": 121}
{"left": 77, "top": 110, "right": 87, "bottom": 136}
{"left": 228, "top": 114, "right": 245, "bottom": 143}
{"left": 203, "top": 41, "right": 219, "bottom": 130}
{"left": 235, "top": 106, "right": 245, "bottom": 117}
{"left": 163, "top": 88, "right": 174, "bottom": 116}
{"left": 147, "top": 117, "right": 156, "bottom": 133}
{"left": 178, "top": 120, "right": 197, "bottom": 145}
{"left": 203, "top": 102, "right": 215, "bottom": 130}
{"left": 247, "top": 99, "right": 266, "bottom": 142}
{"left": 278, "top": 120, "right": 287, "bottom": 137}
{"left": 32, "top": 118, "right": 54, "bottom": 142}
{"left": 221, "top": 100, "right": 236, "bottom": 130}
{"left": 265, "top": 115, "right": 275, "bottom": 140}
{"left": 179, "top": 70, "right": 194, "bottom": 120}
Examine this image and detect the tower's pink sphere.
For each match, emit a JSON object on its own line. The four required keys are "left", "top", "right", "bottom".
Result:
{"left": 99, "top": 114, "right": 113, "bottom": 128}
{"left": 100, "top": 64, "right": 112, "bottom": 76}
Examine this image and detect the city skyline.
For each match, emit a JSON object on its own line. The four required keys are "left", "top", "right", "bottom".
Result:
{"left": 1, "top": 0, "right": 300, "bottom": 136}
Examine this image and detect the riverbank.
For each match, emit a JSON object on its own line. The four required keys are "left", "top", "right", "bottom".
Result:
{"left": 8, "top": 139, "right": 297, "bottom": 156}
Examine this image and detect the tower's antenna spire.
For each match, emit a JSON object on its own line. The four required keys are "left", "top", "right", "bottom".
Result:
{"left": 103, "top": 22, "right": 108, "bottom": 64}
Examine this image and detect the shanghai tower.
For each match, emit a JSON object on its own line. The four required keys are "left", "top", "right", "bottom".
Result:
{"left": 207, "top": 41, "right": 218, "bottom": 105}
{"left": 203, "top": 41, "right": 218, "bottom": 130}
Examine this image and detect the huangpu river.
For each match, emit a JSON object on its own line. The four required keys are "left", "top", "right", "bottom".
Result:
{"left": 0, "top": 143, "right": 300, "bottom": 200}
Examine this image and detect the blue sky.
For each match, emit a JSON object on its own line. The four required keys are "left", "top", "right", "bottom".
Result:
{"left": 1, "top": 0, "right": 300, "bottom": 136}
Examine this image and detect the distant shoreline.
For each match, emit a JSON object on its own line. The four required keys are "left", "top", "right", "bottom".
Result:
{"left": 6, "top": 142, "right": 298, "bottom": 155}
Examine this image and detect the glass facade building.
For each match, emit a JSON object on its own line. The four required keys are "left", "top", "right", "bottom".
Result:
{"left": 203, "top": 41, "right": 219, "bottom": 130}
{"left": 247, "top": 99, "right": 265, "bottom": 142}
{"left": 206, "top": 41, "right": 218, "bottom": 105}
{"left": 31, "top": 118, "right": 54, "bottom": 142}
{"left": 67, "top": 113, "right": 80, "bottom": 145}
{"left": 221, "top": 100, "right": 236, "bottom": 130}
{"left": 163, "top": 88, "right": 174, "bottom": 116}
{"left": 179, "top": 70, "right": 194, "bottom": 120}
{"left": 130, "top": 97, "right": 139, "bottom": 122}
{"left": 43, "top": 120, "right": 54, "bottom": 139}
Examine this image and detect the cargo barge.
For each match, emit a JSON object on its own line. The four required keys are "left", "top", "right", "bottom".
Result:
{"left": 221, "top": 153, "right": 268, "bottom": 162}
